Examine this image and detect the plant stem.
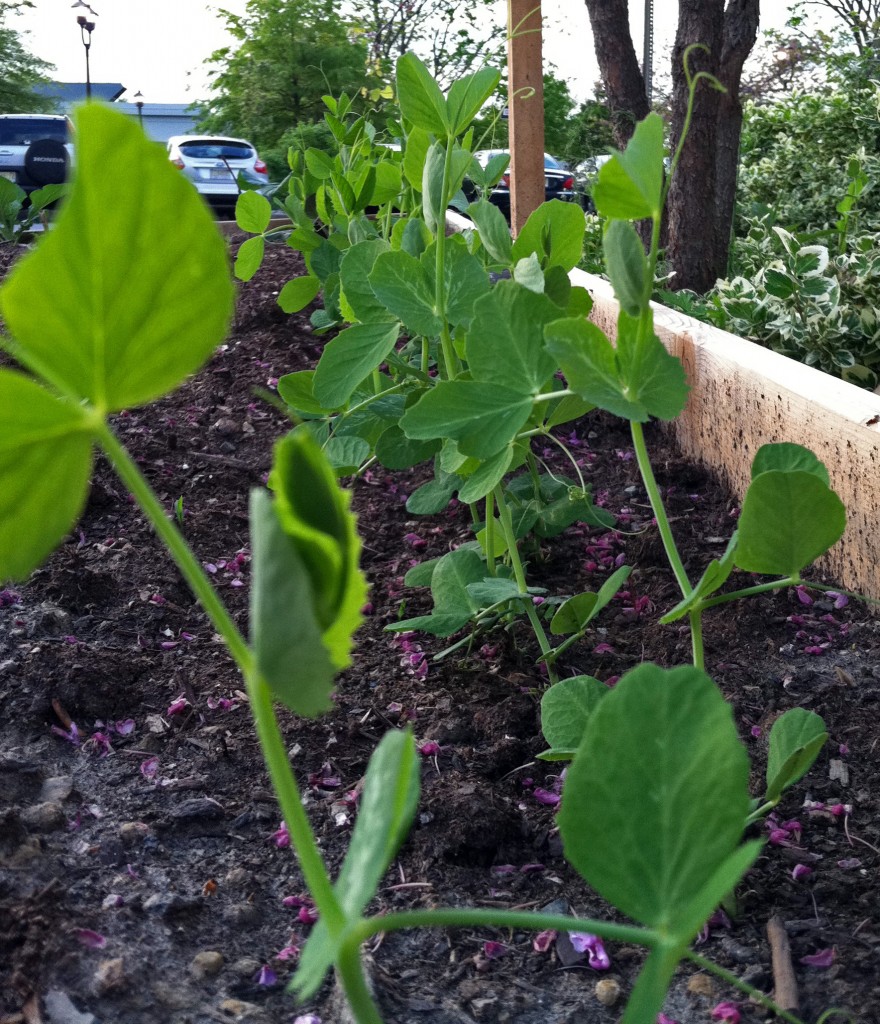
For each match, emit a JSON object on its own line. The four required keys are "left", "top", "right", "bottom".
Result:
{"left": 493, "top": 484, "right": 557, "bottom": 683}
{"left": 484, "top": 493, "right": 496, "bottom": 577}
{"left": 699, "top": 576, "right": 799, "bottom": 610}
{"left": 685, "top": 950, "right": 808, "bottom": 1024}
{"left": 96, "top": 420, "right": 346, "bottom": 933}
{"left": 352, "top": 908, "right": 655, "bottom": 947}
{"left": 689, "top": 608, "right": 705, "bottom": 671}
{"left": 630, "top": 420, "right": 692, "bottom": 599}
{"left": 336, "top": 935, "right": 385, "bottom": 1024}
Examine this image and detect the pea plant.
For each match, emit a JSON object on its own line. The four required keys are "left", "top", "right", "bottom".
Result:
{"left": 0, "top": 100, "right": 843, "bottom": 1024}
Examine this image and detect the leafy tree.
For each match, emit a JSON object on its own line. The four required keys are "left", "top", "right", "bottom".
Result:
{"left": 584, "top": 0, "right": 760, "bottom": 293}
{"left": 343, "top": 0, "right": 505, "bottom": 88}
{"left": 795, "top": 0, "right": 880, "bottom": 53}
{"left": 0, "top": 1, "right": 56, "bottom": 113}
{"left": 200, "top": 0, "right": 371, "bottom": 154}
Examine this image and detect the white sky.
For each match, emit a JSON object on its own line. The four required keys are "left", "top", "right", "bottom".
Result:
{"left": 11, "top": 1, "right": 809, "bottom": 105}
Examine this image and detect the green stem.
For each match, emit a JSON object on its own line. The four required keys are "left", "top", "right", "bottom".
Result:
{"left": 685, "top": 951, "right": 809, "bottom": 1024}
{"left": 493, "top": 484, "right": 557, "bottom": 683}
{"left": 336, "top": 936, "right": 385, "bottom": 1024}
{"left": 689, "top": 609, "right": 705, "bottom": 671}
{"left": 699, "top": 576, "right": 799, "bottom": 610}
{"left": 96, "top": 420, "right": 346, "bottom": 934}
{"left": 630, "top": 420, "right": 692, "bottom": 600}
{"left": 744, "top": 798, "right": 778, "bottom": 828}
{"left": 484, "top": 493, "right": 496, "bottom": 577}
{"left": 352, "top": 908, "right": 655, "bottom": 947}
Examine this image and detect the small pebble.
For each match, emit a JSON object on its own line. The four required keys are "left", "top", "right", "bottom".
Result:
{"left": 190, "top": 950, "right": 224, "bottom": 979}
{"left": 21, "top": 801, "right": 65, "bottom": 832}
{"left": 687, "top": 973, "right": 715, "bottom": 998}
{"left": 223, "top": 903, "right": 260, "bottom": 928}
{"left": 594, "top": 978, "right": 621, "bottom": 1006}
{"left": 230, "top": 956, "right": 262, "bottom": 979}
{"left": 219, "top": 997, "right": 268, "bottom": 1020}
{"left": 119, "top": 821, "right": 151, "bottom": 843}
{"left": 40, "top": 776, "right": 74, "bottom": 803}
{"left": 92, "top": 957, "right": 126, "bottom": 995}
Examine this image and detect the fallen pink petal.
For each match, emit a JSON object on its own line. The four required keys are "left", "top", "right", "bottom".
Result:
{"left": 254, "top": 964, "right": 277, "bottom": 986}
{"left": 791, "top": 863, "right": 813, "bottom": 881}
{"left": 270, "top": 822, "right": 290, "bottom": 848}
{"left": 533, "top": 929, "right": 556, "bottom": 953}
{"left": 482, "top": 940, "right": 507, "bottom": 959}
{"left": 74, "top": 929, "right": 107, "bottom": 949}
{"left": 568, "top": 932, "right": 610, "bottom": 969}
{"left": 710, "top": 1002, "right": 741, "bottom": 1023}
{"left": 533, "top": 788, "right": 561, "bottom": 807}
{"left": 800, "top": 948, "right": 835, "bottom": 968}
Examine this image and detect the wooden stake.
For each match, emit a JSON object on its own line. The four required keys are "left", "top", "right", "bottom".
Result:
{"left": 506, "top": 0, "right": 545, "bottom": 236}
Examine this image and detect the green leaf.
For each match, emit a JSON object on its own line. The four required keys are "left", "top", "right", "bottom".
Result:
{"left": 293, "top": 730, "right": 420, "bottom": 1000}
{"left": 421, "top": 140, "right": 446, "bottom": 235}
{"left": 751, "top": 442, "right": 830, "bottom": 485}
{"left": 512, "top": 199, "right": 586, "bottom": 271}
{"left": 249, "top": 489, "right": 336, "bottom": 716}
{"left": 235, "top": 189, "right": 272, "bottom": 234}
{"left": 27, "top": 183, "right": 66, "bottom": 214}
{"left": 615, "top": 311, "right": 689, "bottom": 420}
{"left": 262, "top": 430, "right": 367, "bottom": 680}
{"left": 370, "top": 250, "right": 442, "bottom": 337}
{"left": 304, "top": 147, "right": 335, "bottom": 179}
{"left": 558, "top": 663, "right": 751, "bottom": 931}
{"left": 467, "top": 280, "right": 561, "bottom": 393}
{"left": 659, "top": 533, "right": 738, "bottom": 624}
{"left": 277, "top": 370, "right": 335, "bottom": 416}
{"left": 234, "top": 235, "right": 265, "bottom": 283}
{"left": 604, "top": 220, "right": 648, "bottom": 318}
{"left": 396, "top": 52, "right": 449, "bottom": 136}
{"left": 278, "top": 275, "right": 321, "bottom": 313}
{"left": 406, "top": 459, "right": 458, "bottom": 514}
{"left": 388, "top": 547, "right": 485, "bottom": 636}
{"left": 513, "top": 252, "right": 545, "bottom": 293}
{"left": 0, "top": 371, "right": 95, "bottom": 582}
{"left": 313, "top": 323, "right": 400, "bottom": 409}
{"left": 447, "top": 67, "right": 501, "bottom": 136}
{"left": 765, "top": 708, "right": 828, "bottom": 803}
{"left": 593, "top": 112, "right": 665, "bottom": 220}
{"left": 468, "top": 199, "right": 512, "bottom": 263}
{"left": 323, "top": 435, "right": 370, "bottom": 475}
{"left": 402, "top": 127, "right": 430, "bottom": 192}
{"left": 764, "top": 268, "right": 796, "bottom": 299}
{"left": 734, "top": 471, "right": 846, "bottom": 576}
{"left": 339, "top": 239, "right": 393, "bottom": 323}
{"left": 542, "top": 392, "right": 595, "bottom": 430}
{"left": 550, "top": 564, "right": 631, "bottom": 634}
{"left": 458, "top": 445, "right": 514, "bottom": 503}
{"left": 539, "top": 675, "right": 608, "bottom": 758}
{"left": 401, "top": 381, "right": 534, "bottom": 459}
{"left": 375, "top": 426, "right": 441, "bottom": 469}
{"left": 465, "top": 576, "right": 522, "bottom": 606}
{"left": 442, "top": 243, "right": 491, "bottom": 329}
{"left": 0, "top": 104, "right": 233, "bottom": 412}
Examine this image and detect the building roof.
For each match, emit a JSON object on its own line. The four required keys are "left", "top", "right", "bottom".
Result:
{"left": 34, "top": 82, "right": 126, "bottom": 106}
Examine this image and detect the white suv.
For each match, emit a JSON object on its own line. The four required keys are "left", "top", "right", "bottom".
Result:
{"left": 166, "top": 134, "right": 269, "bottom": 217}
{"left": 0, "top": 114, "right": 72, "bottom": 197}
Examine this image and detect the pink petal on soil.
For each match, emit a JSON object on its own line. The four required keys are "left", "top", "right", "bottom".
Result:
{"left": 166, "top": 696, "right": 189, "bottom": 716}
{"left": 568, "top": 932, "right": 610, "bottom": 969}
{"left": 418, "top": 741, "right": 442, "bottom": 756}
{"left": 800, "top": 948, "right": 835, "bottom": 968}
{"left": 533, "top": 788, "right": 560, "bottom": 807}
{"left": 482, "top": 941, "right": 507, "bottom": 959}
{"left": 837, "top": 858, "right": 862, "bottom": 870}
{"left": 292, "top": 1016, "right": 322, "bottom": 1024}
{"left": 255, "top": 965, "right": 277, "bottom": 986}
{"left": 276, "top": 944, "right": 301, "bottom": 962}
{"left": 533, "top": 929, "right": 556, "bottom": 953}
{"left": 114, "top": 719, "right": 136, "bottom": 736}
{"left": 710, "top": 1003, "right": 741, "bottom": 1023}
{"left": 140, "top": 756, "right": 159, "bottom": 779}
{"left": 791, "top": 864, "right": 813, "bottom": 881}
{"left": 657, "top": 1016, "right": 680, "bottom": 1024}
{"left": 75, "top": 929, "right": 107, "bottom": 949}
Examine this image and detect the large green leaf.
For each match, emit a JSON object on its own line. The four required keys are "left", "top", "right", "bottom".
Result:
{"left": 765, "top": 708, "right": 828, "bottom": 803}
{"left": 734, "top": 471, "right": 846, "bottom": 576}
{"left": 313, "top": 322, "right": 400, "bottom": 409}
{"left": 278, "top": 275, "right": 321, "bottom": 314}
{"left": 751, "top": 442, "right": 830, "bottom": 485}
{"left": 0, "top": 370, "right": 95, "bottom": 582}
{"left": 467, "top": 280, "right": 560, "bottom": 393}
{"left": 447, "top": 67, "right": 502, "bottom": 135}
{"left": 604, "top": 219, "right": 648, "bottom": 318}
{"left": 370, "top": 250, "right": 442, "bottom": 337}
{"left": 234, "top": 235, "right": 265, "bottom": 283}
{"left": 468, "top": 198, "right": 512, "bottom": 264}
{"left": 401, "top": 381, "right": 534, "bottom": 458}
{"left": 375, "top": 426, "right": 441, "bottom": 469}
{"left": 235, "top": 189, "right": 272, "bottom": 234}
{"left": 293, "top": 729, "right": 420, "bottom": 1000}
{"left": 1, "top": 104, "right": 233, "bottom": 412}
{"left": 440, "top": 242, "right": 491, "bottom": 329}
{"left": 277, "top": 370, "right": 336, "bottom": 416}
{"left": 387, "top": 547, "right": 485, "bottom": 635}
{"left": 339, "top": 239, "right": 394, "bottom": 323}
{"left": 539, "top": 675, "right": 608, "bottom": 760}
{"left": 511, "top": 199, "right": 586, "bottom": 271}
{"left": 457, "top": 445, "right": 514, "bottom": 503}
{"left": 396, "top": 52, "right": 449, "bottom": 136}
{"left": 593, "top": 112, "right": 665, "bottom": 221}
{"left": 559, "top": 663, "right": 752, "bottom": 932}
{"left": 615, "top": 311, "right": 689, "bottom": 420}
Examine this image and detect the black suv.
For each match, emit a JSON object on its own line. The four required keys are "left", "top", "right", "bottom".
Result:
{"left": 0, "top": 114, "right": 72, "bottom": 197}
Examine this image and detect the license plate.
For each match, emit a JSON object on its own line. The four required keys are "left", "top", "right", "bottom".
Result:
{"left": 210, "top": 168, "right": 233, "bottom": 180}
{"left": 0, "top": 170, "right": 15, "bottom": 181}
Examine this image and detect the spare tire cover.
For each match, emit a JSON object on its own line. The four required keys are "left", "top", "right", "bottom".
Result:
{"left": 24, "top": 138, "right": 69, "bottom": 186}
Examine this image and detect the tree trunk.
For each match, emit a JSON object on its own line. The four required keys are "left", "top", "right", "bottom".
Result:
{"left": 583, "top": 0, "right": 760, "bottom": 293}
{"left": 583, "top": 0, "right": 650, "bottom": 149}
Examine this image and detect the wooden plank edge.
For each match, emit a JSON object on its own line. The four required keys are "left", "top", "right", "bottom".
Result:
{"left": 569, "top": 268, "right": 880, "bottom": 603}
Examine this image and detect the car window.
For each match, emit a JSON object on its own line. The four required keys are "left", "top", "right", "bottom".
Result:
{"left": 543, "top": 154, "right": 563, "bottom": 169}
{"left": 0, "top": 120, "right": 68, "bottom": 146}
{"left": 178, "top": 141, "right": 254, "bottom": 160}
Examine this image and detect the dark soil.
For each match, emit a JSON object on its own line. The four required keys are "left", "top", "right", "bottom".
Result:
{"left": 1, "top": 237, "right": 879, "bottom": 1024}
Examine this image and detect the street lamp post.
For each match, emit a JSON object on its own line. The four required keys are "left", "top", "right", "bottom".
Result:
{"left": 77, "top": 15, "right": 95, "bottom": 100}
{"left": 134, "top": 90, "right": 144, "bottom": 128}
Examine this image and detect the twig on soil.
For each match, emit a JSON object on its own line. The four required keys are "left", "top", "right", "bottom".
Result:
{"left": 843, "top": 815, "right": 880, "bottom": 855}
{"left": 767, "top": 914, "right": 800, "bottom": 1012}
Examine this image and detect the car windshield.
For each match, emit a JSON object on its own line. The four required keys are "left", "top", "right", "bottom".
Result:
{"left": 178, "top": 141, "right": 254, "bottom": 160}
{"left": 0, "top": 120, "right": 68, "bottom": 146}
{"left": 544, "top": 154, "right": 563, "bottom": 169}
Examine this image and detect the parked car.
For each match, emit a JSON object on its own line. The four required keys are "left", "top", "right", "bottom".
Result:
{"left": 464, "top": 150, "right": 579, "bottom": 221}
{"left": 166, "top": 134, "right": 269, "bottom": 217}
{"left": 0, "top": 114, "right": 73, "bottom": 198}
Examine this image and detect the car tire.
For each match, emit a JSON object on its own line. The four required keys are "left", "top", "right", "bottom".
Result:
{"left": 24, "top": 138, "right": 69, "bottom": 186}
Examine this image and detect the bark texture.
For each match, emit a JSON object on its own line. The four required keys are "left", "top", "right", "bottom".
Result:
{"left": 584, "top": 0, "right": 760, "bottom": 292}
